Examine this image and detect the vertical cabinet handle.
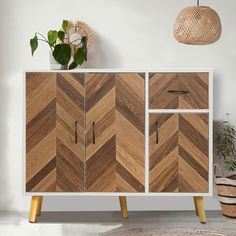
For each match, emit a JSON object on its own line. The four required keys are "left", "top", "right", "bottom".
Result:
{"left": 74, "top": 121, "right": 78, "bottom": 144}
{"left": 155, "top": 121, "right": 159, "bottom": 144}
{"left": 93, "top": 121, "right": 96, "bottom": 144}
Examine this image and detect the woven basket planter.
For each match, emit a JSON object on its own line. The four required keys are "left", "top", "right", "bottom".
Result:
{"left": 214, "top": 164, "right": 236, "bottom": 218}
{"left": 174, "top": 6, "right": 222, "bottom": 45}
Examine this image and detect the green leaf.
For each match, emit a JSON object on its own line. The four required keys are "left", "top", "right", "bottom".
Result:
{"left": 53, "top": 44, "right": 71, "bottom": 65}
{"left": 58, "top": 31, "right": 65, "bottom": 42}
{"left": 69, "top": 61, "right": 78, "bottom": 70}
{"left": 30, "top": 35, "right": 38, "bottom": 56}
{"left": 81, "top": 36, "right": 87, "bottom": 61}
{"left": 74, "top": 48, "right": 85, "bottom": 65}
{"left": 62, "top": 20, "right": 69, "bottom": 32}
{"left": 48, "top": 30, "right": 58, "bottom": 44}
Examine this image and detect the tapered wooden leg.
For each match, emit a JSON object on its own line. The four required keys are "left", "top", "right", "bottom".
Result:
{"left": 119, "top": 196, "right": 128, "bottom": 219}
{"left": 193, "top": 197, "right": 199, "bottom": 216}
{"left": 194, "top": 197, "right": 206, "bottom": 224}
{"left": 29, "top": 196, "right": 42, "bottom": 223}
{"left": 36, "top": 197, "right": 43, "bottom": 216}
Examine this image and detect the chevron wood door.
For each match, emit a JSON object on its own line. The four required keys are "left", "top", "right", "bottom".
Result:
{"left": 149, "top": 113, "right": 209, "bottom": 193}
{"left": 85, "top": 73, "right": 145, "bottom": 192}
{"left": 149, "top": 73, "right": 208, "bottom": 109}
{"left": 26, "top": 73, "right": 85, "bottom": 192}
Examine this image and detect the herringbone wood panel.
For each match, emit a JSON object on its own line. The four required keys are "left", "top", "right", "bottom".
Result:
{"left": 149, "top": 73, "right": 208, "bottom": 109}
{"left": 116, "top": 74, "right": 145, "bottom": 192}
{"left": 149, "top": 113, "right": 209, "bottom": 193}
{"left": 85, "top": 73, "right": 145, "bottom": 192}
{"left": 26, "top": 73, "right": 85, "bottom": 192}
{"left": 56, "top": 73, "right": 85, "bottom": 192}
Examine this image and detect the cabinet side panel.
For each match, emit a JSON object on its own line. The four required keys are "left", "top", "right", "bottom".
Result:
{"left": 26, "top": 72, "right": 57, "bottom": 192}
{"left": 85, "top": 73, "right": 116, "bottom": 192}
{"left": 56, "top": 73, "right": 85, "bottom": 192}
{"left": 116, "top": 73, "right": 145, "bottom": 192}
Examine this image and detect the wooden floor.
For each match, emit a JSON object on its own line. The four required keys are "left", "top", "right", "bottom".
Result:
{"left": 0, "top": 211, "right": 235, "bottom": 236}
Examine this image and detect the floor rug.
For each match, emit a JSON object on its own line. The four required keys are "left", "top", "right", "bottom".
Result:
{"left": 101, "top": 228, "right": 232, "bottom": 236}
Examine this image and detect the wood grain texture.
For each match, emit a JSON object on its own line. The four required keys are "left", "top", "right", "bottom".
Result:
{"left": 85, "top": 73, "right": 145, "bottom": 192}
{"left": 26, "top": 72, "right": 57, "bottom": 192}
{"left": 26, "top": 73, "right": 85, "bottom": 192}
{"left": 149, "top": 113, "right": 209, "bottom": 193}
{"left": 116, "top": 73, "right": 145, "bottom": 192}
{"left": 56, "top": 73, "right": 85, "bottom": 192}
{"left": 149, "top": 73, "right": 208, "bottom": 109}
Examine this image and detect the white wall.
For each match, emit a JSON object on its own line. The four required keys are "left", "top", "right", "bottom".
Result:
{"left": 0, "top": 0, "right": 235, "bottom": 212}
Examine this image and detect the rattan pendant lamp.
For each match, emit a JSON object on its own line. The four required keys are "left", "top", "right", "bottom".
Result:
{"left": 174, "top": 0, "right": 222, "bottom": 45}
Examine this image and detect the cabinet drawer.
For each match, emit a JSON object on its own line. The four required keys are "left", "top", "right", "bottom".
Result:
{"left": 149, "top": 73, "right": 208, "bottom": 109}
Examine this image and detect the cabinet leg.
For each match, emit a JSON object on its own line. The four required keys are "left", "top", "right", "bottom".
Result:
{"left": 119, "top": 196, "right": 128, "bottom": 219}
{"left": 36, "top": 197, "right": 43, "bottom": 216}
{"left": 193, "top": 196, "right": 206, "bottom": 224}
{"left": 193, "top": 197, "right": 198, "bottom": 216}
{"left": 29, "top": 196, "right": 42, "bottom": 223}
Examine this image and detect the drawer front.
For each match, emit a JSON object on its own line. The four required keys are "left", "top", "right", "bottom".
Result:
{"left": 149, "top": 113, "right": 209, "bottom": 193}
{"left": 149, "top": 73, "right": 208, "bottom": 109}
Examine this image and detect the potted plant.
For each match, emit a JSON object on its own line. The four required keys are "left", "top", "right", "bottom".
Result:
{"left": 30, "top": 20, "right": 87, "bottom": 70}
{"left": 215, "top": 113, "right": 236, "bottom": 218}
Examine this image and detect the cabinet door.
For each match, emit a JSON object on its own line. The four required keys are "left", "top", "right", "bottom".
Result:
{"left": 149, "top": 73, "right": 208, "bottom": 109}
{"left": 85, "top": 73, "right": 145, "bottom": 192}
{"left": 149, "top": 113, "right": 209, "bottom": 192}
{"left": 26, "top": 73, "right": 85, "bottom": 192}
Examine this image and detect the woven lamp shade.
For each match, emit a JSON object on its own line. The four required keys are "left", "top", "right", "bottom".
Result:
{"left": 174, "top": 6, "right": 222, "bottom": 45}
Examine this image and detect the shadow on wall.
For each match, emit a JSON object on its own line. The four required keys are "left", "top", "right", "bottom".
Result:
{"left": 213, "top": 120, "right": 223, "bottom": 174}
{"left": 0, "top": 75, "right": 11, "bottom": 211}
{"left": 213, "top": 120, "right": 236, "bottom": 178}
{"left": 37, "top": 211, "right": 123, "bottom": 223}
{"left": 212, "top": 72, "right": 222, "bottom": 119}
{"left": 82, "top": 31, "right": 122, "bottom": 68}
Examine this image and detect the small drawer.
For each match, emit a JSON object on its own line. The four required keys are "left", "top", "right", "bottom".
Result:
{"left": 149, "top": 73, "right": 208, "bottom": 109}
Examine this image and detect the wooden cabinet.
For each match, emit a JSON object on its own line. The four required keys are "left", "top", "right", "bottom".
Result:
{"left": 149, "top": 113, "right": 209, "bottom": 193}
{"left": 26, "top": 72, "right": 145, "bottom": 193}
{"left": 149, "top": 73, "right": 208, "bottom": 109}
{"left": 25, "top": 70, "right": 212, "bottom": 195}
